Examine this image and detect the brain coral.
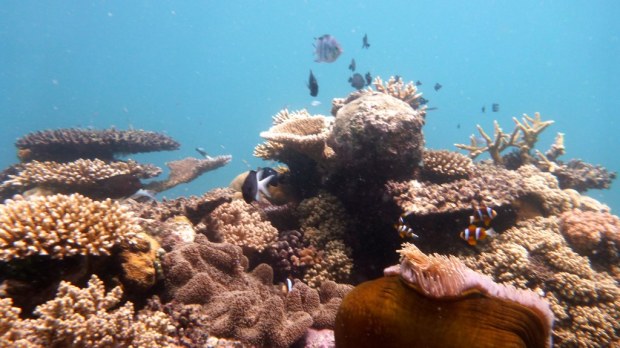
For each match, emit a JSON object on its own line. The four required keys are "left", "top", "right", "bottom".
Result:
{"left": 326, "top": 92, "right": 425, "bottom": 180}
{"left": 208, "top": 199, "right": 278, "bottom": 253}
{"left": 460, "top": 216, "right": 620, "bottom": 347}
{"left": 0, "top": 275, "right": 174, "bottom": 347}
{"left": 0, "top": 193, "right": 141, "bottom": 261}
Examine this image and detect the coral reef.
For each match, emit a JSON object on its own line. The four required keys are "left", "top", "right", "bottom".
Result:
{"left": 16, "top": 128, "right": 180, "bottom": 162}
{"left": 118, "top": 232, "right": 161, "bottom": 293}
{"left": 0, "top": 275, "right": 174, "bottom": 347}
{"left": 370, "top": 76, "right": 425, "bottom": 110}
{"left": 208, "top": 199, "right": 278, "bottom": 253}
{"left": 551, "top": 159, "right": 617, "bottom": 192}
{"left": 161, "top": 234, "right": 349, "bottom": 347}
{"left": 0, "top": 193, "right": 141, "bottom": 261}
{"left": 559, "top": 209, "right": 620, "bottom": 263}
{"left": 326, "top": 92, "right": 425, "bottom": 181}
{"left": 420, "top": 149, "right": 473, "bottom": 182}
{"left": 461, "top": 216, "right": 620, "bottom": 347}
{"left": 145, "top": 155, "right": 232, "bottom": 193}
{"left": 336, "top": 243, "right": 553, "bottom": 348}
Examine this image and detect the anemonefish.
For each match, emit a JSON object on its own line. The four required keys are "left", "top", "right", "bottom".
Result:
{"left": 469, "top": 204, "right": 497, "bottom": 227}
{"left": 460, "top": 224, "right": 496, "bottom": 246}
{"left": 395, "top": 215, "right": 419, "bottom": 239}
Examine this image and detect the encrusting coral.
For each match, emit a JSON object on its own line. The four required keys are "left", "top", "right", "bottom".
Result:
{"left": 15, "top": 128, "right": 180, "bottom": 162}
{"left": 144, "top": 155, "right": 232, "bottom": 193}
{"left": 461, "top": 216, "right": 620, "bottom": 347}
{"left": 161, "top": 234, "right": 350, "bottom": 348}
{"left": 336, "top": 243, "right": 553, "bottom": 348}
{"left": 0, "top": 193, "right": 141, "bottom": 261}
{"left": 0, "top": 275, "right": 175, "bottom": 347}
{"left": 208, "top": 199, "right": 278, "bottom": 253}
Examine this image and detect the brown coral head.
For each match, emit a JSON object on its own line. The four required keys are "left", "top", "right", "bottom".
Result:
{"left": 335, "top": 243, "right": 554, "bottom": 348}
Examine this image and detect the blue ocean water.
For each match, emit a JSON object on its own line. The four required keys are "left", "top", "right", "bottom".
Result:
{"left": 1, "top": 1, "right": 618, "bottom": 211}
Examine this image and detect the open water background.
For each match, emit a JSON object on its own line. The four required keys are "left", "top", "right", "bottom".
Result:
{"left": 1, "top": 1, "right": 618, "bottom": 211}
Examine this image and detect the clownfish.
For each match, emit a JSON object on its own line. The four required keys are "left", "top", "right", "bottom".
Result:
{"left": 469, "top": 204, "right": 497, "bottom": 227}
{"left": 395, "top": 215, "right": 419, "bottom": 239}
{"left": 460, "top": 225, "right": 496, "bottom": 246}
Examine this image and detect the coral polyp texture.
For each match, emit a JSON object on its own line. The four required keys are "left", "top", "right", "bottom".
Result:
{"left": 420, "top": 149, "right": 473, "bottom": 182}
{"left": 15, "top": 128, "right": 180, "bottom": 162}
{"left": 461, "top": 216, "right": 620, "bottom": 347}
{"left": 254, "top": 109, "right": 334, "bottom": 163}
{"left": 208, "top": 199, "right": 278, "bottom": 253}
{"left": 0, "top": 193, "right": 141, "bottom": 261}
{"left": 327, "top": 92, "right": 425, "bottom": 180}
{"left": 0, "top": 275, "right": 174, "bottom": 347}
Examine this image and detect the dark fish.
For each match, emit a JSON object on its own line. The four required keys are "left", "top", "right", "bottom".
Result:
{"left": 415, "top": 80, "right": 422, "bottom": 86}
{"left": 418, "top": 97, "right": 429, "bottom": 105}
{"left": 241, "top": 168, "right": 278, "bottom": 203}
{"left": 308, "top": 70, "right": 318, "bottom": 97}
{"left": 195, "top": 147, "right": 210, "bottom": 158}
{"left": 362, "top": 33, "right": 370, "bottom": 49}
{"left": 349, "top": 73, "right": 365, "bottom": 90}
{"left": 492, "top": 103, "right": 499, "bottom": 112}
{"left": 457, "top": 123, "right": 461, "bottom": 129}
{"left": 349, "top": 58, "right": 356, "bottom": 71}
{"left": 314, "top": 34, "right": 343, "bottom": 63}
{"left": 482, "top": 106, "right": 486, "bottom": 113}
{"left": 394, "top": 75, "right": 401, "bottom": 82}
{"left": 426, "top": 107, "right": 438, "bottom": 111}
{"left": 434, "top": 83, "right": 442, "bottom": 91}
{"left": 364, "top": 72, "right": 372, "bottom": 86}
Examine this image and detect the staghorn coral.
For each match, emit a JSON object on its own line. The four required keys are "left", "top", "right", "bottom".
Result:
{"left": 455, "top": 112, "right": 555, "bottom": 166}
{"left": 420, "top": 149, "right": 473, "bottom": 182}
{"left": 559, "top": 209, "right": 620, "bottom": 263}
{"left": 0, "top": 275, "right": 174, "bottom": 347}
{"left": 460, "top": 216, "right": 620, "bottom": 347}
{"left": 16, "top": 128, "right": 180, "bottom": 162}
{"left": 145, "top": 155, "right": 232, "bottom": 193}
{"left": 336, "top": 243, "right": 553, "bottom": 348}
{"left": 326, "top": 92, "right": 425, "bottom": 181}
{"left": 388, "top": 163, "right": 574, "bottom": 217}
{"left": 370, "top": 76, "right": 425, "bottom": 111}
{"left": 208, "top": 199, "right": 278, "bottom": 253}
{"left": 254, "top": 109, "right": 334, "bottom": 163}
{"left": 0, "top": 193, "right": 141, "bottom": 261}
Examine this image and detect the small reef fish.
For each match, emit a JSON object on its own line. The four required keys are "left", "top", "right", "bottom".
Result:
{"left": 492, "top": 103, "right": 500, "bottom": 112}
{"left": 128, "top": 188, "right": 157, "bottom": 202}
{"left": 195, "top": 147, "right": 212, "bottom": 159}
{"left": 349, "top": 58, "right": 356, "bottom": 71}
{"left": 482, "top": 106, "right": 486, "bottom": 113}
{"left": 459, "top": 203, "right": 498, "bottom": 246}
{"left": 415, "top": 80, "right": 422, "bottom": 86}
{"left": 364, "top": 72, "right": 372, "bottom": 86}
{"left": 362, "top": 33, "right": 370, "bottom": 49}
{"left": 349, "top": 73, "right": 366, "bottom": 90}
{"left": 314, "top": 34, "right": 343, "bottom": 63}
{"left": 241, "top": 167, "right": 279, "bottom": 203}
{"left": 395, "top": 215, "right": 419, "bottom": 239}
{"left": 308, "top": 70, "right": 319, "bottom": 97}
{"left": 434, "top": 83, "right": 442, "bottom": 91}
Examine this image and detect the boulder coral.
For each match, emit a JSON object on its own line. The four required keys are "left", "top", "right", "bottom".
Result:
{"left": 327, "top": 92, "right": 425, "bottom": 181}
{"left": 559, "top": 209, "right": 620, "bottom": 263}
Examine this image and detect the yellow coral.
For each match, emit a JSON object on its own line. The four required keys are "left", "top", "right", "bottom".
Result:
{"left": 0, "top": 193, "right": 141, "bottom": 261}
{"left": 209, "top": 199, "right": 277, "bottom": 252}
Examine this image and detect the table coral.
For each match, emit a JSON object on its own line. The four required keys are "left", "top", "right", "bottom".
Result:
{"left": 0, "top": 275, "right": 174, "bottom": 347}
{"left": 208, "top": 199, "right": 278, "bottom": 253}
{"left": 0, "top": 193, "right": 141, "bottom": 261}
{"left": 15, "top": 128, "right": 180, "bottom": 162}
{"left": 145, "top": 155, "right": 232, "bottom": 193}
{"left": 326, "top": 92, "right": 425, "bottom": 181}
{"left": 460, "top": 216, "right": 620, "bottom": 347}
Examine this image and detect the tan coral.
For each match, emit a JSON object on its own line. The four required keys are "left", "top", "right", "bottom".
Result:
{"left": 559, "top": 209, "right": 620, "bottom": 261}
{"left": 421, "top": 149, "right": 473, "bottom": 182}
{"left": 460, "top": 216, "right": 620, "bottom": 347}
{"left": 303, "top": 240, "right": 353, "bottom": 288}
{"left": 0, "top": 193, "right": 141, "bottom": 261}
{"left": 145, "top": 155, "right": 232, "bottom": 193}
{"left": 0, "top": 159, "right": 161, "bottom": 190}
{"left": 209, "top": 199, "right": 278, "bottom": 253}
{"left": 371, "top": 76, "right": 424, "bottom": 111}
{"left": 118, "top": 232, "right": 161, "bottom": 292}
{"left": 254, "top": 109, "right": 334, "bottom": 162}
{"left": 0, "top": 275, "right": 174, "bottom": 348}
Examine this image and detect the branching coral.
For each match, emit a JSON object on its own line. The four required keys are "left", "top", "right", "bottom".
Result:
{"left": 370, "top": 76, "right": 424, "bottom": 111}
{"left": 455, "top": 112, "right": 555, "bottom": 166}
{"left": 254, "top": 109, "right": 334, "bottom": 163}
{"left": 460, "top": 216, "right": 620, "bottom": 347}
{"left": 144, "top": 155, "right": 232, "bottom": 193}
{"left": 0, "top": 275, "right": 174, "bottom": 347}
{"left": 0, "top": 193, "right": 141, "bottom": 261}
{"left": 208, "top": 199, "right": 278, "bottom": 253}
{"left": 16, "top": 128, "right": 180, "bottom": 162}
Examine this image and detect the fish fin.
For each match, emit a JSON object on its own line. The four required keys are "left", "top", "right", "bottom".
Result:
{"left": 486, "top": 228, "right": 497, "bottom": 237}
{"left": 468, "top": 239, "right": 477, "bottom": 246}
{"left": 257, "top": 174, "right": 275, "bottom": 199}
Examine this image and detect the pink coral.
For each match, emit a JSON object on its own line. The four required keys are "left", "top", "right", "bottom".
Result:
{"left": 559, "top": 209, "right": 620, "bottom": 262}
